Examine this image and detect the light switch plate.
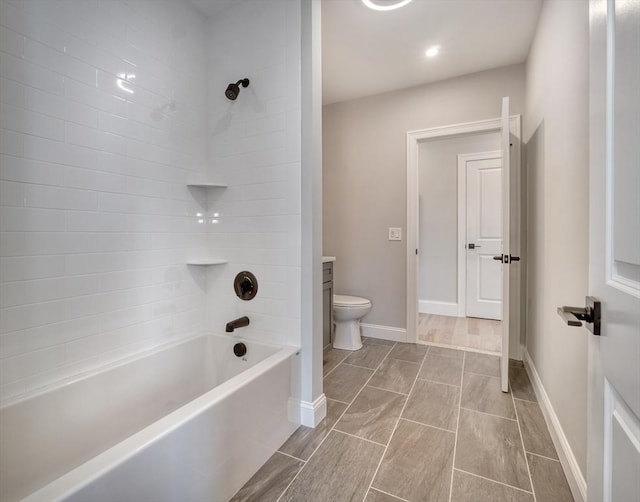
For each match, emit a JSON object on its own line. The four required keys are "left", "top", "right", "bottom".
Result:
{"left": 389, "top": 227, "right": 402, "bottom": 241}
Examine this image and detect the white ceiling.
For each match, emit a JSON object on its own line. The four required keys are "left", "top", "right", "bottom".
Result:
{"left": 322, "top": 0, "right": 542, "bottom": 105}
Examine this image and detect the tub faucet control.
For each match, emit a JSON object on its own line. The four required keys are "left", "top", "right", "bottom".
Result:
{"left": 226, "top": 316, "right": 250, "bottom": 333}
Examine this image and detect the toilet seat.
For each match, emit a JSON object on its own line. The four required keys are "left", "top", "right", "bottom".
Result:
{"left": 333, "top": 295, "right": 371, "bottom": 308}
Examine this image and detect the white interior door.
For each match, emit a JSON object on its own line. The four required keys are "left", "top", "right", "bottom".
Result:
{"left": 464, "top": 152, "right": 503, "bottom": 320}
{"left": 587, "top": 1, "right": 640, "bottom": 500}
{"left": 499, "top": 96, "right": 511, "bottom": 393}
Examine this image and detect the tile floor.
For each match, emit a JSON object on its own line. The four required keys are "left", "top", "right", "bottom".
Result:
{"left": 231, "top": 339, "right": 574, "bottom": 502}
{"left": 418, "top": 314, "right": 502, "bottom": 354}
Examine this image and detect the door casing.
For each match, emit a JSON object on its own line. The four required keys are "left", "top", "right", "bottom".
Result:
{"left": 406, "top": 116, "right": 522, "bottom": 360}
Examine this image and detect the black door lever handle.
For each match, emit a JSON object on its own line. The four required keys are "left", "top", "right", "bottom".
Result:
{"left": 493, "top": 255, "right": 520, "bottom": 263}
{"left": 557, "top": 296, "right": 601, "bottom": 335}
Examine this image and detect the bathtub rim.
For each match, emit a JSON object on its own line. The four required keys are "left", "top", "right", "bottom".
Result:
{"left": 19, "top": 338, "right": 299, "bottom": 502}
{"left": 1, "top": 332, "right": 288, "bottom": 410}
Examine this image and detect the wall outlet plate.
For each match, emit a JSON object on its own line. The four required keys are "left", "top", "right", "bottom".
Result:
{"left": 389, "top": 227, "right": 402, "bottom": 241}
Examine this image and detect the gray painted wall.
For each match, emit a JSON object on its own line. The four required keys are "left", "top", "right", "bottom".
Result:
{"left": 524, "top": 0, "right": 589, "bottom": 477}
{"left": 418, "top": 133, "right": 500, "bottom": 304}
{"left": 323, "top": 64, "right": 525, "bottom": 328}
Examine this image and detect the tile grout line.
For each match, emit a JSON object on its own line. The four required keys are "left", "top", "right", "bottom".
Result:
{"left": 331, "top": 428, "right": 387, "bottom": 448}
{"left": 448, "top": 351, "right": 465, "bottom": 502}
{"left": 275, "top": 450, "right": 307, "bottom": 464}
{"left": 459, "top": 406, "right": 518, "bottom": 422}
{"left": 453, "top": 468, "right": 535, "bottom": 495}
{"left": 513, "top": 395, "right": 539, "bottom": 404}
{"left": 526, "top": 451, "right": 561, "bottom": 463}
{"left": 461, "top": 369, "right": 502, "bottom": 378}
{"left": 365, "top": 384, "right": 409, "bottom": 396}
{"left": 325, "top": 397, "right": 351, "bottom": 405}
{"left": 342, "top": 361, "right": 385, "bottom": 371}
{"left": 362, "top": 345, "right": 431, "bottom": 501}
{"left": 368, "top": 487, "right": 411, "bottom": 502}
{"left": 414, "top": 376, "right": 461, "bottom": 389}
{"left": 276, "top": 342, "right": 398, "bottom": 502}
{"left": 322, "top": 351, "right": 352, "bottom": 378}
{"left": 419, "top": 340, "right": 500, "bottom": 357}
{"left": 511, "top": 380, "right": 538, "bottom": 502}
{"left": 399, "top": 416, "right": 456, "bottom": 435}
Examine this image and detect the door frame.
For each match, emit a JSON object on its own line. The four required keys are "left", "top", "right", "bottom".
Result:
{"left": 457, "top": 150, "right": 503, "bottom": 320}
{"left": 406, "top": 116, "right": 522, "bottom": 351}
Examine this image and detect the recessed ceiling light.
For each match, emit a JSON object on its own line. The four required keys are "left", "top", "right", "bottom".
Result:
{"left": 362, "top": 0, "right": 414, "bottom": 12}
{"left": 425, "top": 45, "right": 440, "bottom": 58}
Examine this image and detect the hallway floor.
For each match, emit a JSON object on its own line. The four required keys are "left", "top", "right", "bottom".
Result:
{"left": 231, "top": 339, "right": 574, "bottom": 502}
{"left": 418, "top": 313, "right": 502, "bottom": 354}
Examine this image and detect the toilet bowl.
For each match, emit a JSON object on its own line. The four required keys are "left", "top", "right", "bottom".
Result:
{"left": 333, "top": 295, "right": 372, "bottom": 351}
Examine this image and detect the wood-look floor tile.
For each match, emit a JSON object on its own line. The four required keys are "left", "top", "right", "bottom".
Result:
{"left": 509, "top": 366, "right": 537, "bottom": 402}
{"left": 230, "top": 452, "right": 303, "bottom": 502}
{"left": 527, "top": 453, "right": 574, "bottom": 502}
{"left": 368, "top": 358, "right": 421, "bottom": 394}
{"left": 402, "top": 379, "right": 459, "bottom": 431}
{"left": 469, "top": 335, "right": 500, "bottom": 354}
{"left": 450, "top": 470, "right": 534, "bottom": 502}
{"left": 418, "top": 315, "right": 501, "bottom": 353}
{"left": 373, "top": 419, "right": 455, "bottom": 502}
{"left": 365, "top": 489, "right": 406, "bottom": 502}
{"left": 323, "top": 363, "right": 373, "bottom": 403}
{"left": 455, "top": 408, "right": 530, "bottom": 491}
{"left": 461, "top": 372, "right": 516, "bottom": 419}
{"left": 345, "top": 344, "right": 392, "bottom": 369}
{"left": 279, "top": 399, "right": 347, "bottom": 460}
{"left": 335, "top": 386, "right": 406, "bottom": 444}
{"left": 428, "top": 346, "right": 465, "bottom": 360}
{"left": 363, "top": 337, "right": 396, "bottom": 346}
{"left": 388, "top": 343, "right": 429, "bottom": 363}
{"left": 464, "top": 352, "right": 500, "bottom": 377}
{"left": 515, "top": 399, "right": 557, "bottom": 459}
{"left": 323, "top": 347, "right": 352, "bottom": 375}
{"left": 418, "top": 353, "right": 464, "bottom": 386}
{"left": 280, "top": 431, "right": 384, "bottom": 502}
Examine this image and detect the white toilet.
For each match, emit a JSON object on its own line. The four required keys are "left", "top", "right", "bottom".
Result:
{"left": 332, "top": 294, "right": 372, "bottom": 351}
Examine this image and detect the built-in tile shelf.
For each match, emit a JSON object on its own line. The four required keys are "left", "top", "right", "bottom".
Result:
{"left": 186, "top": 182, "right": 228, "bottom": 189}
{"left": 186, "top": 259, "right": 228, "bottom": 266}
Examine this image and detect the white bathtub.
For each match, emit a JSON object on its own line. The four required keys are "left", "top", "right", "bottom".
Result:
{"left": 0, "top": 334, "right": 300, "bottom": 502}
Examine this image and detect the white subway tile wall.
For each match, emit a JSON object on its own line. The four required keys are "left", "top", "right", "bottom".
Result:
{"left": 0, "top": 0, "right": 210, "bottom": 404}
{"left": 204, "top": 0, "right": 302, "bottom": 347}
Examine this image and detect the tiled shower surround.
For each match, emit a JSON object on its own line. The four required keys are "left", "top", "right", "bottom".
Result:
{"left": 0, "top": 0, "right": 303, "bottom": 404}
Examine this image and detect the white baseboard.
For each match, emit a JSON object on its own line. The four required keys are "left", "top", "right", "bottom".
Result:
{"left": 298, "top": 394, "right": 327, "bottom": 428}
{"left": 418, "top": 300, "right": 461, "bottom": 317}
{"left": 360, "top": 323, "right": 407, "bottom": 343}
{"left": 523, "top": 349, "right": 587, "bottom": 502}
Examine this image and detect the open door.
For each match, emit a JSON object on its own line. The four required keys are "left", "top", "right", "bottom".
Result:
{"left": 499, "top": 96, "right": 511, "bottom": 393}
{"left": 583, "top": 1, "right": 640, "bottom": 499}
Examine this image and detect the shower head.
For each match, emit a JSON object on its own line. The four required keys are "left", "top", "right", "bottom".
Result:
{"left": 225, "top": 78, "right": 250, "bottom": 101}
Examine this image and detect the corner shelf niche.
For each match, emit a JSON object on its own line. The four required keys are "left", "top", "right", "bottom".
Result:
{"left": 187, "top": 182, "right": 228, "bottom": 189}
{"left": 186, "top": 259, "right": 228, "bottom": 266}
